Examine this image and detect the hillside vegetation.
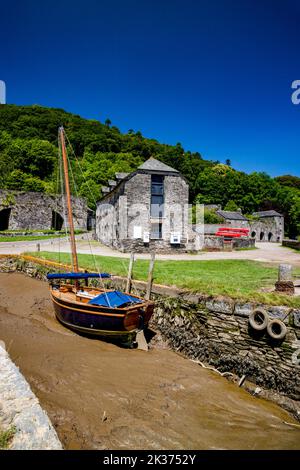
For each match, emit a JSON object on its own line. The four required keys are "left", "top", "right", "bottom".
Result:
{"left": 0, "top": 104, "right": 299, "bottom": 237}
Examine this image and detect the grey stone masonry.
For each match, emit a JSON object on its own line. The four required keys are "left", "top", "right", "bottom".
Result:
{"left": 0, "top": 190, "right": 88, "bottom": 231}
{"left": 96, "top": 157, "right": 197, "bottom": 253}
{"left": 278, "top": 264, "right": 293, "bottom": 281}
{"left": 0, "top": 344, "right": 62, "bottom": 449}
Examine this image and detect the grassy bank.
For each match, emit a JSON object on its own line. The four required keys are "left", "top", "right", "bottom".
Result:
{"left": 0, "top": 229, "right": 85, "bottom": 242}
{"left": 26, "top": 251, "right": 300, "bottom": 307}
{"left": 0, "top": 235, "right": 64, "bottom": 242}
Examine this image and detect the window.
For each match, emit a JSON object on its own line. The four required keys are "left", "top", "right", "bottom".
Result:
{"left": 151, "top": 222, "right": 162, "bottom": 239}
{"left": 151, "top": 175, "right": 164, "bottom": 218}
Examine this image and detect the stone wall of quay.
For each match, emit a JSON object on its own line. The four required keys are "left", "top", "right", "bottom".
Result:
{"left": 0, "top": 343, "right": 62, "bottom": 449}
{"left": 1, "top": 256, "right": 299, "bottom": 410}
{"left": 151, "top": 295, "right": 300, "bottom": 402}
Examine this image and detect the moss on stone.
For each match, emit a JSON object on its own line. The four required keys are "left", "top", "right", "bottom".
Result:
{"left": 0, "top": 425, "right": 16, "bottom": 449}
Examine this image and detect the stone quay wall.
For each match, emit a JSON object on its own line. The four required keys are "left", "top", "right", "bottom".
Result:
{"left": 151, "top": 295, "right": 300, "bottom": 402}
{"left": 0, "top": 343, "right": 62, "bottom": 449}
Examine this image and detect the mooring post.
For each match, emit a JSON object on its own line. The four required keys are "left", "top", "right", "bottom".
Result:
{"left": 145, "top": 252, "right": 155, "bottom": 300}
{"left": 126, "top": 252, "right": 135, "bottom": 293}
{"left": 275, "top": 263, "right": 294, "bottom": 294}
{"left": 37, "top": 243, "right": 40, "bottom": 252}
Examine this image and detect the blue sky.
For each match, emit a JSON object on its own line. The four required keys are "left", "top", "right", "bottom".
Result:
{"left": 1, "top": 0, "right": 300, "bottom": 176}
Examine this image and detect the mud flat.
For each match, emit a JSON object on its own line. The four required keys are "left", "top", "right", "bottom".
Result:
{"left": 0, "top": 272, "right": 299, "bottom": 450}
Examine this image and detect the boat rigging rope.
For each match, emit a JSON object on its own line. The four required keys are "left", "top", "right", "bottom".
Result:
{"left": 64, "top": 132, "right": 143, "bottom": 301}
{"left": 58, "top": 133, "right": 74, "bottom": 271}
{"left": 64, "top": 133, "right": 112, "bottom": 306}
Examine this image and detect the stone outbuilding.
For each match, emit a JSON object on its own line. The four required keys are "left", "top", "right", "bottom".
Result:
{"left": 204, "top": 208, "right": 284, "bottom": 243}
{"left": 0, "top": 190, "right": 89, "bottom": 231}
{"left": 96, "top": 157, "right": 198, "bottom": 253}
{"left": 250, "top": 210, "right": 284, "bottom": 242}
{"left": 215, "top": 210, "right": 249, "bottom": 228}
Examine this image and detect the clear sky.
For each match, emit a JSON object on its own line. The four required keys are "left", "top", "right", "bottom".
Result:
{"left": 1, "top": 0, "right": 300, "bottom": 176}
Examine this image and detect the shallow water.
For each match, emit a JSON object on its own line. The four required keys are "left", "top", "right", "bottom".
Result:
{"left": 0, "top": 272, "right": 299, "bottom": 450}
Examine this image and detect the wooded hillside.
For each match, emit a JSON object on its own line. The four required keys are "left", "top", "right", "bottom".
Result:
{"left": 0, "top": 104, "right": 299, "bottom": 237}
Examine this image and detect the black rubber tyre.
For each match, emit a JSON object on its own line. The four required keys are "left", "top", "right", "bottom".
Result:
{"left": 267, "top": 319, "right": 287, "bottom": 340}
{"left": 249, "top": 308, "right": 269, "bottom": 331}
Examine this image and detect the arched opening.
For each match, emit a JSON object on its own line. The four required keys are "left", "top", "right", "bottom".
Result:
{"left": 268, "top": 232, "right": 273, "bottom": 242}
{"left": 260, "top": 231, "right": 265, "bottom": 241}
{"left": 251, "top": 231, "right": 256, "bottom": 238}
{"left": 51, "top": 211, "right": 64, "bottom": 231}
{"left": 0, "top": 208, "right": 11, "bottom": 230}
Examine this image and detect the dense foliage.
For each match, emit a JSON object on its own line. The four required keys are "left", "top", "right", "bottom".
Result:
{"left": 0, "top": 104, "right": 299, "bottom": 237}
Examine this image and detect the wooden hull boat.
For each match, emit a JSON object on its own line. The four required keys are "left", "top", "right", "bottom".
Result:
{"left": 50, "top": 283, "right": 154, "bottom": 343}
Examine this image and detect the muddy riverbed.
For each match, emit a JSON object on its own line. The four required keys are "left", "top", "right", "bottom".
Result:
{"left": 0, "top": 272, "right": 300, "bottom": 450}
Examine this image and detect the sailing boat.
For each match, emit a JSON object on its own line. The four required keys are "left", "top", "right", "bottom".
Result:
{"left": 47, "top": 127, "right": 154, "bottom": 345}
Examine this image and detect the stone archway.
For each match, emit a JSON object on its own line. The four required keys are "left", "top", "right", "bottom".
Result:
{"left": 251, "top": 231, "right": 256, "bottom": 238}
{"left": 268, "top": 232, "right": 273, "bottom": 242}
{"left": 51, "top": 211, "right": 64, "bottom": 231}
{"left": 260, "top": 231, "right": 265, "bottom": 241}
{"left": 0, "top": 208, "right": 11, "bottom": 230}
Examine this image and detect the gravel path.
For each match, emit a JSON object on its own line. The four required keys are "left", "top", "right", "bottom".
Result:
{"left": 0, "top": 236, "right": 299, "bottom": 265}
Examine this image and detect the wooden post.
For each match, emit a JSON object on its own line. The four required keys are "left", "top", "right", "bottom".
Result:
{"left": 145, "top": 252, "right": 155, "bottom": 300}
{"left": 36, "top": 243, "right": 40, "bottom": 252}
{"left": 126, "top": 252, "right": 135, "bottom": 293}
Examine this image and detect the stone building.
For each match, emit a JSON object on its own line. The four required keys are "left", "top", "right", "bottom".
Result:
{"left": 215, "top": 210, "right": 249, "bottom": 228}
{"left": 205, "top": 208, "right": 284, "bottom": 243}
{"left": 96, "top": 157, "right": 198, "bottom": 253}
{"left": 250, "top": 210, "right": 284, "bottom": 242}
{"left": 0, "top": 190, "right": 89, "bottom": 231}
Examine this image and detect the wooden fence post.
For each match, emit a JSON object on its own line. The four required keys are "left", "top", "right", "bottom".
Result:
{"left": 126, "top": 252, "right": 135, "bottom": 293}
{"left": 145, "top": 252, "right": 155, "bottom": 300}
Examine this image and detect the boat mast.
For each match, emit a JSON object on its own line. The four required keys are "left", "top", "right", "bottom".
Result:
{"left": 59, "top": 126, "right": 79, "bottom": 273}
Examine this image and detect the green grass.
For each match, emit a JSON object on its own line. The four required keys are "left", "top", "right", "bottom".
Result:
{"left": 0, "top": 426, "right": 16, "bottom": 449}
{"left": 0, "top": 235, "right": 65, "bottom": 242}
{"left": 26, "top": 251, "right": 300, "bottom": 307}
{"left": 0, "top": 229, "right": 86, "bottom": 242}
{"left": 0, "top": 229, "right": 85, "bottom": 234}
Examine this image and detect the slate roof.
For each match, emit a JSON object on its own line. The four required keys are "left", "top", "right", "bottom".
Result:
{"left": 115, "top": 172, "right": 129, "bottom": 180}
{"left": 252, "top": 210, "right": 283, "bottom": 218}
{"left": 138, "top": 157, "right": 179, "bottom": 173}
{"left": 216, "top": 210, "right": 248, "bottom": 221}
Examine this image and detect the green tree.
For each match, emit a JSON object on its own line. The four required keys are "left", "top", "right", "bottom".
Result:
{"left": 224, "top": 200, "right": 239, "bottom": 211}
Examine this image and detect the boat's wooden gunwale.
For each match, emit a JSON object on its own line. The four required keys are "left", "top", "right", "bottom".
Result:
{"left": 51, "top": 284, "right": 150, "bottom": 311}
{"left": 51, "top": 288, "right": 153, "bottom": 316}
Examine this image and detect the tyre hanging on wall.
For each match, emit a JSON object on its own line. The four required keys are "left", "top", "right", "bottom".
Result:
{"left": 267, "top": 319, "right": 287, "bottom": 340}
{"left": 249, "top": 308, "right": 269, "bottom": 331}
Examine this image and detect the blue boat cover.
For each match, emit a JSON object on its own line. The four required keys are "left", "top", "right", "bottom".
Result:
{"left": 47, "top": 272, "right": 111, "bottom": 280}
{"left": 88, "top": 290, "right": 143, "bottom": 308}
